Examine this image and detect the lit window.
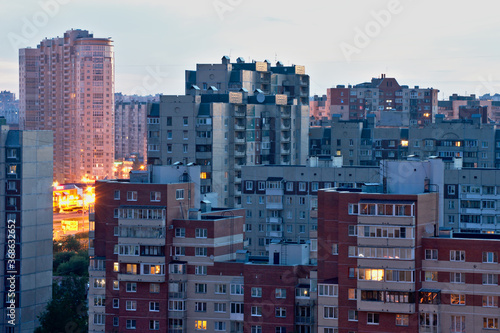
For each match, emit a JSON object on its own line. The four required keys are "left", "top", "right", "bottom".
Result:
{"left": 194, "top": 320, "right": 207, "bottom": 330}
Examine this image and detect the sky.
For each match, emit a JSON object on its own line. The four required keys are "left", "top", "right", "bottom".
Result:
{"left": 1, "top": 0, "right": 500, "bottom": 99}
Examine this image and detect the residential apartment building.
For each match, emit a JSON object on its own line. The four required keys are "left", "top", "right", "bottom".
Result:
{"left": 317, "top": 187, "right": 439, "bottom": 332}
{"left": 443, "top": 168, "right": 500, "bottom": 233}
{"left": 148, "top": 82, "right": 309, "bottom": 208}
{"left": 438, "top": 93, "right": 500, "bottom": 122}
{"left": 0, "top": 91, "right": 19, "bottom": 125}
{"left": 115, "top": 93, "right": 156, "bottom": 162}
{"left": 241, "top": 163, "right": 380, "bottom": 256}
{"left": 185, "top": 56, "right": 310, "bottom": 105}
{"left": 19, "top": 29, "right": 114, "bottom": 183}
{"left": 316, "top": 74, "right": 438, "bottom": 125}
{"left": 420, "top": 233, "right": 500, "bottom": 332}
{"left": 0, "top": 125, "right": 53, "bottom": 332}
{"left": 318, "top": 113, "right": 500, "bottom": 168}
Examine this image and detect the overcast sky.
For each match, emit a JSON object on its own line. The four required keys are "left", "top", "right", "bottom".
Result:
{"left": 1, "top": 0, "right": 500, "bottom": 99}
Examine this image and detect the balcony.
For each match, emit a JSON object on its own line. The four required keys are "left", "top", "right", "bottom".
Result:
{"left": 118, "top": 218, "right": 165, "bottom": 227}
{"left": 230, "top": 313, "right": 244, "bottom": 321}
{"left": 281, "top": 109, "right": 291, "bottom": 118}
{"left": 117, "top": 273, "right": 165, "bottom": 283}
{"left": 235, "top": 137, "right": 245, "bottom": 144}
{"left": 118, "top": 237, "right": 165, "bottom": 246}
{"left": 281, "top": 148, "right": 290, "bottom": 154}
{"left": 168, "top": 291, "right": 186, "bottom": 299}
{"left": 266, "top": 217, "right": 282, "bottom": 224}
{"left": 234, "top": 123, "right": 245, "bottom": 131}
{"left": 357, "top": 300, "right": 415, "bottom": 313}
{"left": 266, "top": 202, "right": 283, "bottom": 210}
{"left": 168, "top": 329, "right": 186, "bottom": 333}
{"left": 281, "top": 122, "right": 291, "bottom": 130}
{"left": 235, "top": 150, "right": 245, "bottom": 157}
{"left": 281, "top": 135, "right": 291, "bottom": 142}
{"left": 295, "top": 317, "right": 313, "bottom": 325}
{"left": 168, "top": 311, "right": 187, "bottom": 319}
{"left": 266, "top": 231, "right": 283, "bottom": 238}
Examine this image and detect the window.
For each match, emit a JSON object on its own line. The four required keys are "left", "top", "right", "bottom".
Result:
{"left": 275, "top": 288, "right": 286, "bottom": 299}
{"left": 231, "top": 284, "right": 244, "bottom": 295}
{"left": 231, "top": 302, "right": 244, "bottom": 314}
{"left": 93, "top": 278, "right": 105, "bottom": 288}
{"left": 451, "top": 272, "right": 465, "bottom": 283}
{"left": 484, "top": 318, "right": 499, "bottom": 329}
{"left": 195, "top": 228, "right": 208, "bottom": 238}
{"left": 127, "top": 191, "right": 137, "bottom": 201}
{"left": 214, "top": 302, "right": 227, "bottom": 312}
{"left": 425, "top": 249, "right": 438, "bottom": 260}
{"left": 113, "top": 317, "right": 119, "bottom": 327}
{"left": 251, "top": 306, "right": 262, "bottom": 316}
{"left": 150, "top": 191, "right": 161, "bottom": 202}
{"left": 126, "top": 282, "right": 137, "bottom": 293}
{"left": 323, "top": 306, "right": 338, "bottom": 319}
{"left": 214, "top": 322, "right": 226, "bottom": 331}
{"left": 176, "top": 189, "right": 184, "bottom": 200}
{"left": 113, "top": 262, "right": 119, "bottom": 272}
{"left": 318, "top": 284, "right": 337, "bottom": 297}
{"left": 348, "top": 288, "right": 357, "bottom": 300}
{"left": 251, "top": 326, "right": 262, "bottom": 333}
{"left": 251, "top": 287, "right": 262, "bottom": 298}
{"left": 93, "top": 296, "right": 105, "bottom": 307}
{"left": 195, "top": 265, "right": 207, "bottom": 275}
{"left": 332, "top": 243, "right": 338, "bottom": 255}
{"left": 275, "top": 307, "right": 286, "bottom": 317}
{"left": 114, "top": 190, "right": 120, "bottom": 200}
{"left": 168, "top": 300, "right": 185, "bottom": 311}
{"left": 175, "top": 228, "right": 185, "bottom": 238}
{"left": 358, "top": 268, "right": 384, "bottom": 281}
{"left": 483, "top": 296, "right": 498, "bottom": 307}
{"left": 451, "top": 294, "right": 465, "bottom": 305}
{"left": 195, "top": 320, "right": 207, "bottom": 330}
{"left": 215, "top": 284, "right": 226, "bottom": 294}
{"left": 113, "top": 280, "right": 119, "bottom": 290}
{"left": 126, "top": 319, "right": 136, "bottom": 329}
{"left": 483, "top": 252, "right": 498, "bottom": 263}
{"left": 149, "top": 301, "right": 160, "bottom": 312}
{"left": 286, "top": 182, "right": 293, "bottom": 191}
{"left": 174, "top": 246, "right": 185, "bottom": 256}
{"left": 275, "top": 327, "right": 287, "bottom": 333}
{"left": 112, "top": 298, "right": 119, "bottom": 308}
{"left": 367, "top": 313, "right": 379, "bottom": 325}
{"left": 149, "top": 320, "right": 160, "bottom": 330}
{"left": 195, "top": 283, "right": 207, "bottom": 293}
{"left": 195, "top": 247, "right": 208, "bottom": 256}
{"left": 126, "top": 300, "right": 137, "bottom": 311}
{"left": 450, "top": 250, "right": 465, "bottom": 262}
{"left": 348, "top": 310, "right": 358, "bottom": 321}
{"left": 150, "top": 283, "right": 160, "bottom": 293}
{"left": 425, "top": 271, "right": 438, "bottom": 282}
{"left": 195, "top": 302, "right": 207, "bottom": 312}
{"left": 348, "top": 225, "right": 357, "bottom": 236}
{"left": 396, "top": 314, "right": 409, "bottom": 326}
{"left": 246, "top": 181, "right": 253, "bottom": 191}
{"left": 483, "top": 274, "right": 498, "bottom": 285}
{"left": 299, "top": 182, "right": 306, "bottom": 191}
{"left": 449, "top": 315, "right": 465, "bottom": 332}
{"left": 183, "top": 117, "right": 188, "bottom": 126}
{"left": 143, "top": 264, "right": 164, "bottom": 275}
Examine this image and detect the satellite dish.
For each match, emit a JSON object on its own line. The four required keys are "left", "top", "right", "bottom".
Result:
{"left": 425, "top": 224, "right": 434, "bottom": 235}
{"left": 256, "top": 93, "right": 265, "bottom": 103}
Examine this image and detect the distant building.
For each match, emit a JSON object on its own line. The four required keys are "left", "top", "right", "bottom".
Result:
{"left": 313, "top": 113, "right": 500, "bottom": 169}
{"left": 0, "top": 125, "right": 53, "bottom": 332}
{"left": 19, "top": 29, "right": 115, "bottom": 183}
{"left": 438, "top": 93, "right": 500, "bottom": 122}
{"left": 241, "top": 163, "right": 380, "bottom": 256}
{"left": 313, "top": 75, "right": 439, "bottom": 125}
{"left": 148, "top": 57, "right": 310, "bottom": 207}
{"left": 0, "top": 91, "right": 19, "bottom": 125}
{"left": 114, "top": 93, "right": 158, "bottom": 162}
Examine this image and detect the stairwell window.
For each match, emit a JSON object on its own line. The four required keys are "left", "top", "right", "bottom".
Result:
{"left": 176, "top": 189, "right": 184, "bottom": 200}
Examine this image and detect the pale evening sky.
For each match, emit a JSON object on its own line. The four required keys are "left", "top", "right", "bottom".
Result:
{"left": 1, "top": 0, "right": 500, "bottom": 99}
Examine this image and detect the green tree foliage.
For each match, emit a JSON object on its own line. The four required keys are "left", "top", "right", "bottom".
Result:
{"left": 35, "top": 276, "right": 88, "bottom": 333}
{"left": 62, "top": 235, "right": 81, "bottom": 252}
{"left": 53, "top": 250, "right": 89, "bottom": 277}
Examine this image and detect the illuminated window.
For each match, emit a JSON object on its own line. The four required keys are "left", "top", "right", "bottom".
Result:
{"left": 194, "top": 320, "right": 207, "bottom": 330}
{"left": 451, "top": 294, "right": 465, "bottom": 305}
{"left": 484, "top": 318, "right": 499, "bottom": 329}
{"left": 358, "top": 269, "right": 384, "bottom": 281}
{"left": 396, "top": 314, "right": 409, "bottom": 326}
{"left": 200, "top": 172, "right": 207, "bottom": 179}
{"left": 113, "top": 262, "right": 119, "bottom": 272}
{"left": 401, "top": 140, "right": 408, "bottom": 147}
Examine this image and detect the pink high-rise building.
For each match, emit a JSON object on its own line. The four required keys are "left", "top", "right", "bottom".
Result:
{"left": 19, "top": 29, "right": 115, "bottom": 183}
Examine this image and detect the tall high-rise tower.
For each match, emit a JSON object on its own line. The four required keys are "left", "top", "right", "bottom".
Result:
{"left": 19, "top": 29, "right": 115, "bottom": 183}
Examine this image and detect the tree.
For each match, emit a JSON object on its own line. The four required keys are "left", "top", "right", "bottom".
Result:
{"left": 62, "top": 235, "right": 81, "bottom": 252}
{"left": 35, "top": 276, "right": 88, "bottom": 333}
{"left": 56, "top": 255, "right": 89, "bottom": 277}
